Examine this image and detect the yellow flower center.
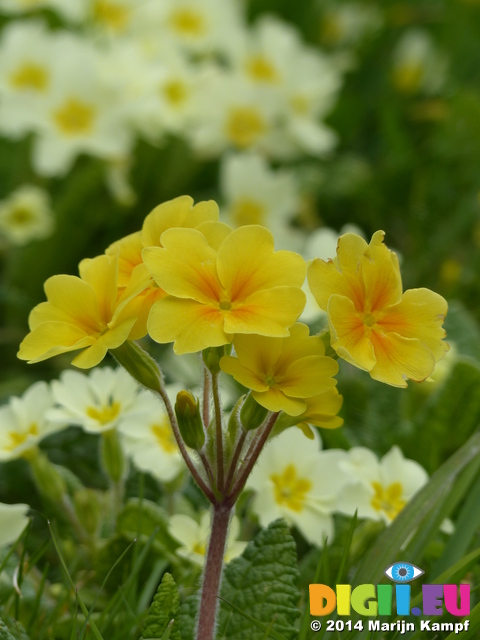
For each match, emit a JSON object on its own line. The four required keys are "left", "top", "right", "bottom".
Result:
{"left": 6, "top": 423, "right": 39, "bottom": 452}
{"left": 271, "top": 464, "right": 312, "bottom": 512}
{"left": 290, "top": 94, "right": 310, "bottom": 115}
{"left": 150, "top": 419, "right": 177, "bottom": 454}
{"left": 10, "top": 62, "right": 49, "bottom": 91}
{"left": 163, "top": 79, "right": 189, "bottom": 107}
{"left": 371, "top": 481, "right": 406, "bottom": 520}
{"left": 219, "top": 299, "right": 232, "bottom": 311}
{"left": 393, "top": 63, "right": 424, "bottom": 93}
{"left": 53, "top": 98, "right": 96, "bottom": 136}
{"left": 86, "top": 401, "right": 121, "bottom": 426}
{"left": 226, "top": 107, "right": 266, "bottom": 149}
{"left": 6, "top": 206, "right": 35, "bottom": 226}
{"left": 193, "top": 541, "right": 206, "bottom": 555}
{"left": 245, "top": 55, "right": 279, "bottom": 84}
{"left": 94, "top": 1, "right": 131, "bottom": 31}
{"left": 231, "top": 198, "right": 266, "bottom": 226}
{"left": 363, "top": 313, "right": 377, "bottom": 328}
{"left": 170, "top": 8, "right": 205, "bottom": 36}
{"left": 264, "top": 374, "right": 276, "bottom": 387}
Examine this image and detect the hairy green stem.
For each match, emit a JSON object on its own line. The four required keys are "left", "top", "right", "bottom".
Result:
{"left": 211, "top": 373, "right": 225, "bottom": 494}
{"left": 196, "top": 503, "right": 232, "bottom": 640}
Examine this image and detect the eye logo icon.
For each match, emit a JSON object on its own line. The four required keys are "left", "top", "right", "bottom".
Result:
{"left": 384, "top": 562, "right": 424, "bottom": 583}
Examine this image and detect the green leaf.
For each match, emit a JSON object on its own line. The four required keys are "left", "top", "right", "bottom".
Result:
{"left": 216, "top": 519, "right": 301, "bottom": 640}
{"left": 140, "top": 573, "right": 181, "bottom": 640}
{"left": 0, "top": 619, "right": 16, "bottom": 640}
{"left": 116, "top": 499, "right": 179, "bottom": 554}
{"left": 0, "top": 617, "right": 29, "bottom": 640}
{"left": 218, "top": 598, "right": 290, "bottom": 640}
{"left": 178, "top": 592, "right": 197, "bottom": 640}
{"left": 351, "top": 430, "right": 480, "bottom": 590}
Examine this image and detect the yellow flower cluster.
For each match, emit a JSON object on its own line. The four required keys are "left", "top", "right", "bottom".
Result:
{"left": 18, "top": 197, "right": 449, "bottom": 415}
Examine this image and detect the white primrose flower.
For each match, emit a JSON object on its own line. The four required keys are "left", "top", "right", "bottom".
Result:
{"left": 0, "top": 0, "right": 85, "bottom": 22}
{"left": 169, "top": 511, "right": 247, "bottom": 566}
{"left": 219, "top": 151, "right": 302, "bottom": 249}
{"left": 154, "top": 0, "right": 244, "bottom": 60}
{"left": 246, "top": 429, "right": 349, "bottom": 545}
{"left": 118, "top": 387, "right": 184, "bottom": 483}
{"left": 392, "top": 29, "right": 448, "bottom": 95}
{"left": 29, "top": 35, "right": 132, "bottom": 176}
{"left": 0, "top": 184, "right": 54, "bottom": 245}
{"left": 0, "top": 382, "right": 66, "bottom": 461}
{"left": 335, "top": 446, "right": 429, "bottom": 524}
{"left": 0, "top": 503, "right": 30, "bottom": 547}
{"left": 320, "top": 2, "right": 383, "bottom": 48}
{"left": 0, "top": 20, "right": 58, "bottom": 138}
{"left": 49, "top": 367, "right": 154, "bottom": 434}
{"left": 191, "top": 71, "right": 283, "bottom": 157}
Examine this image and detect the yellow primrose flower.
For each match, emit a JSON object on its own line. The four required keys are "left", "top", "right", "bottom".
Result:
{"left": 17, "top": 253, "right": 142, "bottom": 368}
{"left": 220, "top": 323, "right": 338, "bottom": 416}
{"left": 307, "top": 231, "right": 449, "bottom": 387}
{"left": 143, "top": 225, "right": 306, "bottom": 354}
{"left": 105, "top": 195, "right": 221, "bottom": 338}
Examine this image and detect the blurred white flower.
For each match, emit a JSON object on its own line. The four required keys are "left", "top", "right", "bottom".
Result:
{"left": 0, "top": 382, "right": 65, "bottom": 461}
{"left": 246, "top": 428, "right": 349, "bottom": 545}
{"left": 0, "top": 0, "right": 85, "bottom": 21}
{"left": 49, "top": 367, "right": 153, "bottom": 434}
{"left": 0, "top": 184, "right": 54, "bottom": 245}
{"left": 392, "top": 29, "right": 448, "bottom": 94}
{"left": 320, "top": 2, "right": 383, "bottom": 48}
{"left": 0, "top": 21, "right": 57, "bottom": 138}
{"left": 169, "top": 511, "right": 247, "bottom": 565}
{"left": 219, "top": 151, "right": 302, "bottom": 248}
{"left": 336, "top": 446, "right": 428, "bottom": 524}
{"left": 118, "top": 387, "right": 184, "bottom": 483}
{"left": 0, "top": 503, "right": 30, "bottom": 547}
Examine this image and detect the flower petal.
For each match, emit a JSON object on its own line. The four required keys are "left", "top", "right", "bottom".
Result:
{"left": 78, "top": 254, "right": 118, "bottom": 324}
{"left": 362, "top": 231, "right": 402, "bottom": 312}
{"left": 378, "top": 288, "right": 449, "bottom": 362}
{"left": 252, "top": 387, "right": 306, "bottom": 415}
{"left": 147, "top": 297, "right": 230, "bottom": 354}
{"left": 281, "top": 355, "right": 338, "bottom": 397}
{"left": 217, "top": 225, "right": 305, "bottom": 301}
{"left": 224, "top": 286, "right": 306, "bottom": 337}
{"left": 219, "top": 355, "right": 269, "bottom": 392}
{"left": 370, "top": 330, "right": 436, "bottom": 387}
{"left": 42, "top": 274, "right": 103, "bottom": 333}
{"left": 328, "top": 295, "right": 376, "bottom": 371}
{"left": 142, "top": 228, "right": 221, "bottom": 303}
{"left": 17, "top": 322, "right": 95, "bottom": 363}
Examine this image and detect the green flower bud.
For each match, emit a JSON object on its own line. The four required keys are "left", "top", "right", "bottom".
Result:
{"left": 26, "top": 448, "right": 66, "bottom": 503}
{"left": 240, "top": 393, "right": 269, "bottom": 431}
{"left": 110, "top": 340, "right": 162, "bottom": 393}
{"left": 202, "top": 346, "right": 225, "bottom": 374}
{"left": 175, "top": 391, "right": 205, "bottom": 450}
{"left": 101, "top": 429, "right": 125, "bottom": 483}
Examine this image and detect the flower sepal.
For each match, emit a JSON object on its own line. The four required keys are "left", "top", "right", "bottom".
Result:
{"left": 110, "top": 340, "right": 162, "bottom": 393}
{"left": 240, "top": 392, "right": 269, "bottom": 432}
{"left": 24, "top": 447, "right": 67, "bottom": 503}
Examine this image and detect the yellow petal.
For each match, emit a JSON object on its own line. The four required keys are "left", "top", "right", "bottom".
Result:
{"left": 224, "top": 287, "right": 306, "bottom": 337}
{"left": 106, "top": 231, "right": 143, "bottom": 287}
{"left": 328, "top": 295, "right": 376, "bottom": 371}
{"left": 378, "top": 288, "right": 449, "bottom": 362}
{"left": 147, "top": 297, "right": 230, "bottom": 354}
{"left": 229, "top": 333, "right": 283, "bottom": 375}
{"left": 299, "top": 389, "right": 344, "bottom": 429}
{"left": 72, "top": 318, "right": 137, "bottom": 368}
{"left": 142, "top": 228, "right": 221, "bottom": 303}
{"left": 252, "top": 387, "right": 306, "bottom": 416}
{"left": 17, "top": 322, "right": 94, "bottom": 362}
{"left": 78, "top": 254, "right": 118, "bottom": 324}
{"left": 217, "top": 226, "right": 306, "bottom": 301}
{"left": 142, "top": 196, "right": 218, "bottom": 247}
{"left": 42, "top": 274, "right": 103, "bottom": 333}
{"left": 280, "top": 355, "right": 338, "bottom": 397}
{"left": 219, "top": 355, "right": 269, "bottom": 392}
{"left": 275, "top": 323, "right": 325, "bottom": 369}
{"left": 362, "top": 231, "right": 402, "bottom": 312}
{"left": 370, "top": 330, "right": 436, "bottom": 387}
{"left": 196, "top": 220, "right": 233, "bottom": 250}
{"left": 308, "top": 253, "right": 364, "bottom": 312}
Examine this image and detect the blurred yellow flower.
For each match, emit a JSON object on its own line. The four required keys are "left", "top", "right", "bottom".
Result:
{"left": 143, "top": 225, "right": 306, "bottom": 354}
{"left": 307, "top": 231, "right": 449, "bottom": 387}
{"left": 18, "top": 253, "right": 142, "bottom": 368}
{"left": 220, "top": 323, "right": 338, "bottom": 416}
